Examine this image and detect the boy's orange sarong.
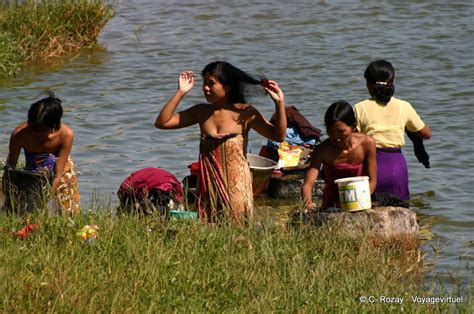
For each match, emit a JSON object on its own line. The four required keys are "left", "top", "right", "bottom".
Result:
{"left": 197, "top": 134, "right": 253, "bottom": 224}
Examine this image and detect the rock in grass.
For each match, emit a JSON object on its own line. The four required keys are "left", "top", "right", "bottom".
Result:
{"left": 292, "top": 206, "right": 419, "bottom": 239}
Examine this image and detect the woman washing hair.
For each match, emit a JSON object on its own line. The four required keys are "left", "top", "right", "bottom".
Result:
{"left": 155, "top": 61, "right": 287, "bottom": 224}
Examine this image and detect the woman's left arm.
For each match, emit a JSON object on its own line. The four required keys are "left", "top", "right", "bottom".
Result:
{"left": 53, "top": 126, "right": 74, "bottom": 192}
{"left": 249, "top": 80, "right": 287, "bottom": 141}
{"left": 364, "top": 136, "right": 377, "bottom": 193}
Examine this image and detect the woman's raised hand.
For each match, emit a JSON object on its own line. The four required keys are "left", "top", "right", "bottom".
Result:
{"left": 178, "top": 71, "right": 195, "bottom": 94}
{"left": 263, "top": 80, "right": 285, "bottom": 105}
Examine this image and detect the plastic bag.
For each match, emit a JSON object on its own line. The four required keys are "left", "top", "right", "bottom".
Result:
{"left": 277, "top": 142, "right": 303, "bottom": 168}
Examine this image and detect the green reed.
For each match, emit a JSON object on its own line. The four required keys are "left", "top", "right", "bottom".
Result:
{"left": 0, "top": 0, "right": 114, "bottom": 78}
{"left": 0, "top": 209, "right": 471, "bottom": 312}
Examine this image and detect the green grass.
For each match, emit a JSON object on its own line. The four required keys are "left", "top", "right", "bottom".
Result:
{"left": 0, "top": 32, "right": 23, "bottom": 77}
{"left": 0, "top": 0, "right": 114, "bottom": 78}
{"left": 0, "top": 210, "right": 471, "bottom": 312}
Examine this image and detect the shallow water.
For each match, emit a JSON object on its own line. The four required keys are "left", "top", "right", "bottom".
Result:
{"left": 1, "top": 0, "right": 472, "bottom": 293}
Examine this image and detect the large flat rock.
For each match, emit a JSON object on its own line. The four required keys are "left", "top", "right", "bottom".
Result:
{"left": 292, "top": 206, "right": 419, "bottom": 239}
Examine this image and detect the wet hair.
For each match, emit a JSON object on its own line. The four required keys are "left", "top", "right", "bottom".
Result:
{"left": 201, "top": 61, "right": 261, "bottom": 103}
{"left": 364, "top": 60, "right": 395, "bottom": 103}
{"left": 27, "top": 91, "right": 63, "bottom": 131}
{"left": 324, "top": 100, "right": 356, "bottom": 128}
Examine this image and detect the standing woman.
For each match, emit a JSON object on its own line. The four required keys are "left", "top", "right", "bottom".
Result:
{"left": 354, "top": 60, "right": 432, "bottom": 200}
{"left": 3, "top": 92, "right": 80, "bottom": 215}
{"left": 155, "top": 61, "right": 286, "bottom": 224}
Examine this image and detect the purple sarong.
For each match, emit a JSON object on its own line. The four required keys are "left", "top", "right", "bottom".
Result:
{"left": 375, "top": 148, "right": 409, "bottom": 200}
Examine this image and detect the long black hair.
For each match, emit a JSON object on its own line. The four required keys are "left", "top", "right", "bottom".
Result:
{"left": 364, "top": 60, "right": 395, "bottom": 104}
{"left": 324, "top": 100, "right": 356, "bottom": 128}
{"left": 27, "top": 91, "right": 63, "bottom": 131}
{"left": 201, "top": 61, "right": 261, "bottom": 103}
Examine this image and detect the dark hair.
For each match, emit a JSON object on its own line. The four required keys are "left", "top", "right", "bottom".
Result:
{"left": 324, "top": 100, "right": 356, "bottom": 128}
{"left": 27, "top": 91, "right": 63, "bottom": 131}
{"left": 364, "top": 60, "right": 395, "bottom": 103}
{"left": 201, "top": 61, "right": 261, "bottom": 103}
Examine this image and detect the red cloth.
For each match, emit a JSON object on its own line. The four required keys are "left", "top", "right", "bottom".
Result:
{"left": 322, "top": 162, "right": 363, "bottom": 209}
{"left": 14, "top": 223, "right": 39, "bottom": 239}
{"left": 188, "top": 162, "right": 200, "bottom": 177}
{"left": 118, "top": 167, "right": 184, "bottom": 203}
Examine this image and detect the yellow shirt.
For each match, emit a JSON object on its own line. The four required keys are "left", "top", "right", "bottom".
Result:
{"left": 354, "top": 97, "right": 425, "bottom": 148}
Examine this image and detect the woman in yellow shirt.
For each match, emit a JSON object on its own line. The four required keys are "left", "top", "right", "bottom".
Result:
{"left": 354, "top": 60, "right": 431, "bottom": 200}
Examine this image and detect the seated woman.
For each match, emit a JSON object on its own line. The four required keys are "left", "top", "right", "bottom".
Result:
{"left": 2, "top": 92, "right": 80, "bottom": 215}
{"left": 117, "top": 167, "right": 184, "bottom": 214}
{"left": 301, "top": 101, "right": 377, "bottom": 210}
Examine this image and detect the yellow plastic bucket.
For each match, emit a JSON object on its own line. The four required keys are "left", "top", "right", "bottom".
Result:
{"left": 334, "top": 176, "right": 371, "bottom": 212}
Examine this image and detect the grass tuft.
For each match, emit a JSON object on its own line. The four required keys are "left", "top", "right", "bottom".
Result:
{"left": 0, "top": 0, "right": 114, "bottom": 78}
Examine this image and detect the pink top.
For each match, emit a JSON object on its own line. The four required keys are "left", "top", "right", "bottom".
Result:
{"left": 322, "top": 162, "right": 364, "bottom": 209}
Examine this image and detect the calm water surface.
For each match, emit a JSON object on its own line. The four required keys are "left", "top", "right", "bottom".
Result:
{"left": 1, "top": 0, "right": 472, "bottom": 292}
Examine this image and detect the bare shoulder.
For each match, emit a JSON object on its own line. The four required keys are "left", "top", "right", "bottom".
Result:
{"left": 188, "top": 103, "right": 213, "bottom": 120}
{"left": 364, "top": 134, "right": 375, "bottom": 145}
{"left": 311, "top": 140, "right": 331, "bottom": 157}
{"left": 60, "top": 123, "right": 75, "bottom": 140}
{"left": 236, "top": 103, "right": 259, "bottom": 119}
{"left": 188, "top": 102, "right": 212, "bottom": 114}
{"left": 234, "top": 102, "right": 253, "bottom": 110}
{"left": 355, "top": 132, "right": 375, "bottom": 148}
{"left": 11, "top": 121, "right": 28, "bottom": 136}
{"left": 232, "top": 102, "right": 255, "bottom": 114}
{"left": 10, "top": 122, "right": 29, "bottom": 144}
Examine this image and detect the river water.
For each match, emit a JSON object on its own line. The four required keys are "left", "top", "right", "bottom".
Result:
{"left": 1, "top": 0, "right": 472, "bottom": 292}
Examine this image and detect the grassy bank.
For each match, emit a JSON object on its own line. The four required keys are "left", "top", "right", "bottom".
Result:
{"left": 0, "top": 0, "right": 114, "bottom": 78}
{"left": 0, "top": 211, "right": 470, "bottom": 312}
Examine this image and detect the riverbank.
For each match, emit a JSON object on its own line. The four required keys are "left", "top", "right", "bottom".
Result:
{"left": 0, "top": 0, "right": 114, "bottom": 78}
{"left": 0, "top": 211, "right": 470, "bottom": 312}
